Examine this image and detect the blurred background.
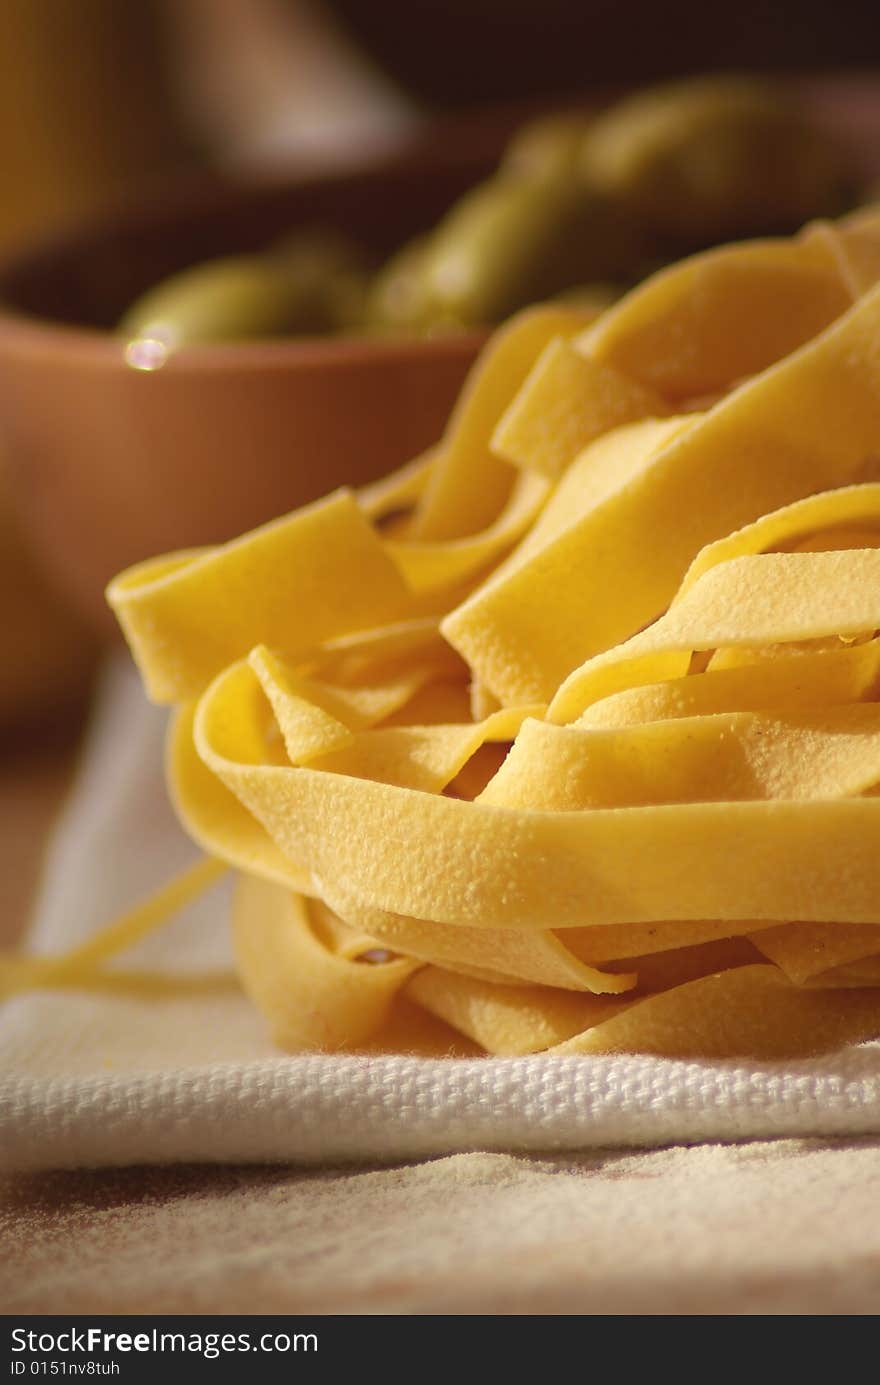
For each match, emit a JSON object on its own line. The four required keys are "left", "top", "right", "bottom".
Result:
{"left": 0, "top": 0, "right": 878, "bottom": 943}
{"left": 4, "top": 0, "right": 880, "bottom": 259}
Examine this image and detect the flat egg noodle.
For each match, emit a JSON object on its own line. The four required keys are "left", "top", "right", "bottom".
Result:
{"left": 478, "top": 706, "right": 880, "bottom": 809}
{"left": 444, "top": 279, "right": 880, "bottom": 706}
{"left": 580, "top": 634, "right": 880, "bottom": 729}
{"left": 404, "top": 967, "right": 633, "bottom": 1056}
{"left": 191, "top": 658, "right": 880, "bottom": 932}
{"left": 232, "top": 873, "right": 421, "bottom": 1050}
{"left": 21, "top": 209, "right": 880, "bottom": 1059}
{"left": 492, "top": 222, "right": 871, "bottom": 478}
{"left": 679, "top": 482, "right": 880, "bottom": 597}
{"left": 575, "top": 221, "right": 859, "bottom": 399}
{"left": 562, "top": 918, "right": 779, "bottom": 962}
{"left": 549, "top": 550, "right": 880, "bottom": 722}
{"left": 246, "top": 643, "right": 464, "bottom": 762}
{"left": 491, "top": 335, "right": 670, "bottom": 479}
{"left": 442, "top": 417, "right": 696, "bottom": 703}
{"left": 385, "top": 468, "right": 550, "bottom": 594}
{"left": 108, "top": 489, "right": 413, "bottom": 705}
{"left": 407, "top": 303, "right": 597, "bottom": 541}
{"left": 551, "top": 966, "right": 880, "bottom": 1059}
{"left": 749, "top": 921, "right": 880, "bottom": 985}
{"left": 806, "top": 207, "right": 880, "bottom": 300}
{"left": 310, "top": 876, "right": 637, "bottom": 994}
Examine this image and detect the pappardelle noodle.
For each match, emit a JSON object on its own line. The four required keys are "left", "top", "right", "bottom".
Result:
{"left": 16, "top": 205, "right": 880, "bottom": 1062}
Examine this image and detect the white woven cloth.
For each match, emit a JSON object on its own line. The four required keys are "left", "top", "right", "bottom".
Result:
{"left": 3, "top": 658, "right": 880, "bottom": 1172}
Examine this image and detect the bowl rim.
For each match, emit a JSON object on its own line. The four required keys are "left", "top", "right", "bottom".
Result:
{"left": 0, "top": 133, "right": 504, "bottom": 369}
{"left": 0, "top": 306, "right": 489, "bottom": 372}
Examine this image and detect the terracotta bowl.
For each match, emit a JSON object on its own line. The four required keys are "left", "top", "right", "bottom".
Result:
{"left": 0, "top": 148, "right": 493, "bottom": 635}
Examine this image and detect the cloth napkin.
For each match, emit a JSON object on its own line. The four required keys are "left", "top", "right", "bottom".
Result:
{"left": 4, "top": 657, "right": 880, "bottom": 1173}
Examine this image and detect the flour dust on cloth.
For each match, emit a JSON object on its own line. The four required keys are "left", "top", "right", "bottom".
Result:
{"left": 1, "top": 658, "right": 880, "bottom": 1173}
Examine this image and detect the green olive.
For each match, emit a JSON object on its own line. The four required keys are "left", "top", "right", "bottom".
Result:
{"left": 120, "top": 231, "right": 368, "bottom": 345}
{"left": 121, "top": 255, "right": 312, "bottom": 346}
{"left": 581, "top": 77, "right": 851, "bottom": 243}
{"left": 268, "top": 230, "right": 370, "bottom": 331}
{"left": 365, "top": 234, "right": 437, "bottom": 333}
{"left": 501, "top": 111, "right": 595, "bottom": 182}
{"left": 413, "top": 171, "right": 647, "bottom": 327}
{"left": 369, "top": 112, "right": 644, "bottom": 333}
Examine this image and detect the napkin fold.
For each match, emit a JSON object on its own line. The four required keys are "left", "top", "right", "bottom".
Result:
{"left": 3, "top": 658, "right": 880, "bottom": 1172}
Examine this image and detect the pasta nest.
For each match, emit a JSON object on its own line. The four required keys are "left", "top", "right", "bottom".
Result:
{"left": 106, "top": 206, "right": 880, "bottom": 1059}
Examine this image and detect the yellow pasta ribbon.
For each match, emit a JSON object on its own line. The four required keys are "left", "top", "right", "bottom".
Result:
{"left": 576, "top": 221, "right": 857, "bottom": 399}
{"left": 491, "top": 336, "right": 669, "bottom": 479}
{"left": 108, "top": 490, "right": 413, "bottom": 704}
{"left": 19, "top": 209, "right": 880, "bottom": 1063}
{"left": 446, "top": 277, "right": 880, "bottom": 705}
{"left": 549, "top": 550, "right": 880, "bottom": 722}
